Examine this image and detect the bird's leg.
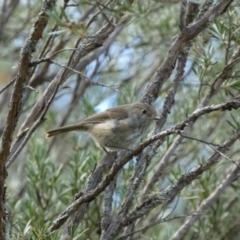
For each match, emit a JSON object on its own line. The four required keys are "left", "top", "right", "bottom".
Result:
{"left": 102, "top": 147, "right": 110, "bottom": 155}
{"left": 102, "top": 147, "right": 117, "bottom": 162}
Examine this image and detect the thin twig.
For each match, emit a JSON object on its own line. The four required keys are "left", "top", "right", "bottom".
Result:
{"left": 177, "top": 132, "right": 240, "bottom": 166}
{"left": 118, "top": 213, "right": 201, "bottom": 240}
{"left": 0, "top": 77, "right": 16, "bottom": 95}
{"left": 177, "top": 132, "right": 220, "bottom": 147}
{"left": 48, "top": 59, "right": 119, "bottom": 91}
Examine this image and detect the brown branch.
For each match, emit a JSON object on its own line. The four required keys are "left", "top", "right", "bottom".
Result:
{"left": 0, "top": 0, "right": 56, "bottom": 238}
{"left": 201, "top": 50, "right": 240, "bottom": 107}
{"left": 101, "top": 176, "right": 117, "bottom": 234}
{"left": 170, "top": 161, "right": 240, "bottom": 240}
{"left": 140, "top": 0, "right": 233, "bottom": 104}
{"left": 119, "top": 48, "right": 190, "bottom": 236}
{"left": 141, "top": 42, "right": 240, "bottom": 202}
{"left": 27, "top": 4, "right": 96, "bottom": 89}
{"left": 117, "top": 3, "right": 200, "bottom": 232}
{"left": 179, "top": 0, "right": 187, "bottom": 30}
{"left": 60, "top": 152, "right": 117, "bottom": 239}
{"left": 6, "top": 19, "right": 115, "bottom": 168}
{"left": 48, "top": 99, "right": 240, "bottom": 233}
{"left": 118, "top": 130, "right": 240, "bottom": 238}
{"left": 48, "top": 20, "right": 129, "bottom": 239}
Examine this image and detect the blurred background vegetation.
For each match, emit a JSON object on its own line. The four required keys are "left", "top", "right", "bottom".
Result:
{"left": 1, "top": 0, "right": 240, "bottom": 239}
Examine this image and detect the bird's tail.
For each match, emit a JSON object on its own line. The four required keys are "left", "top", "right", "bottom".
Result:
{"left": 46, "top": 124, "right": 85, "bottom": 138}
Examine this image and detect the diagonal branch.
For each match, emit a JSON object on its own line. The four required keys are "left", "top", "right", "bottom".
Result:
{"left": 120, "top": 129, "right": 240, "bottom": 234}
{"left": 6, "top": 19, "right": 115, "bottom": 168}
{"left": 48, "top": 98, "right": 240, "bottom": 233}
{"left": 140, "top": 0, "right": 233, "bottom": 104}
{"left": 0, "top": 0, "right": 56, "bottom": 237}
{"left": 170, "top": 160, "right": 240, "bottom": 240}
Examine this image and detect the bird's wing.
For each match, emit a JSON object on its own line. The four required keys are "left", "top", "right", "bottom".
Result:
{"left": 80, "top": 105, "right": 129, "bottom": 124}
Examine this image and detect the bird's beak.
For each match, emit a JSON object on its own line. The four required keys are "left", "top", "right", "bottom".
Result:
{"left": 152, "top": 117, "right": 159, "bottom": 121}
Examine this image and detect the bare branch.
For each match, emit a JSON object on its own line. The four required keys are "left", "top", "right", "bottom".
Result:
{"left": 6, "top": 19, "right": 115, "bottom": 168}
{"left": 101, "top": 177, "right": 117, "bottom": 233}
{"left": 48, "top": 99, "right": 240, "bottom": 233}
{"left": 118, "top": 213, "right": 200, "bottom": 240}
{"left": 0, "top": 77, "right": 16, "bottom": 95}
{"left": 179, "top": 0, "right": 187, "bottom": 30}
{"left": 170, "top": 160, "right": 240, "bottom": 240}
{"left": 0, "top": 0, "right": 56, "bottom": 236}
{"left": 140, "top": 0, "right": 233, "bottom": 104}
{"left": 119, "top": 130, "right": 240, "bottom": 235}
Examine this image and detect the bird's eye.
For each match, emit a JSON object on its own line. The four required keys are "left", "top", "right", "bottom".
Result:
{"left": 142, "top": 109, "right": 147, "bottom": 114}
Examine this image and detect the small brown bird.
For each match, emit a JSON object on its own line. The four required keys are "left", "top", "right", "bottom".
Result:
{"left": 46, "top": 102, "right": 158, "bottom": 153}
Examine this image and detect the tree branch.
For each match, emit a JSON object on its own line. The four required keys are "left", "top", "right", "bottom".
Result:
{"left": 0, "top": 0, "right": 56, "bottom": 237}
{"left": 48, "top": 98, "right": 240, "bottom": 233}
